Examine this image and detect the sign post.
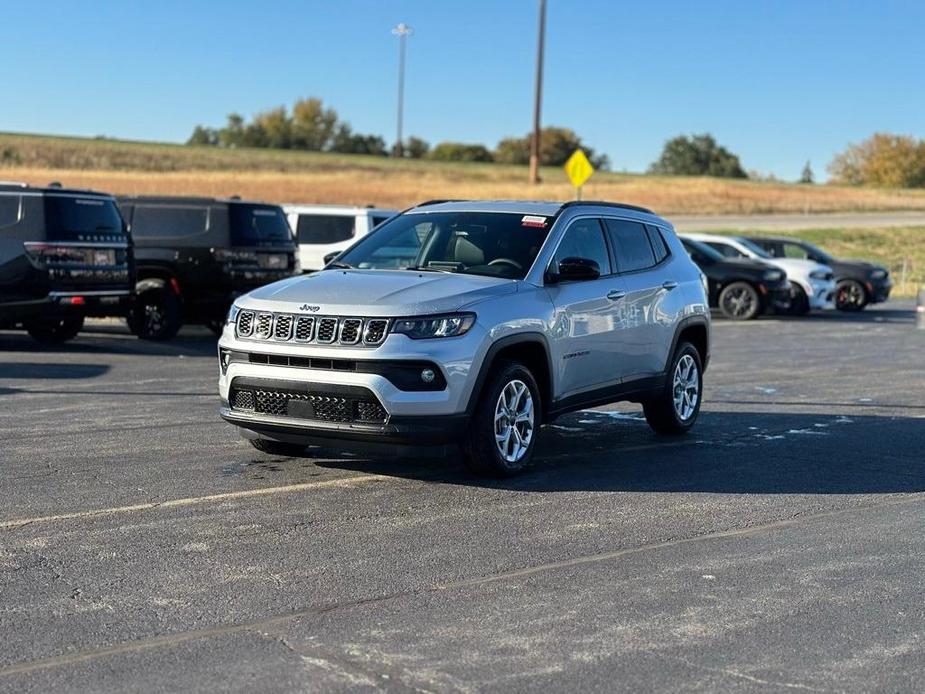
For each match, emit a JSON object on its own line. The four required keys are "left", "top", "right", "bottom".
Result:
{"left": 563, "top": 149, "right": 594, "bottom": 200}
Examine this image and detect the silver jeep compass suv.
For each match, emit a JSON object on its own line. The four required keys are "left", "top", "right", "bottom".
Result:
{"left": 218, "top": 200, "right": 710, "bottom": 475}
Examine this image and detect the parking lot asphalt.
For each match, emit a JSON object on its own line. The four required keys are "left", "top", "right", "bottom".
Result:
{"left": 1, "top": 303, "right": 923, "bottom": 693}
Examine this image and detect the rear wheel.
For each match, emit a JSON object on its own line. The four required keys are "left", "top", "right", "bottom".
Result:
{"left": 835, "top": 279, "right": 868, "bottom": 312}
{"left": 128, "top": 281, "right": 182, "bottom": 340}
{"left": 643, "top": 342, "right": 703, "bottom": 434}
{"left": 718, "top": 281, "right": 761, "bottom": 320}
{"left": 788, "top": 285, "right": 811, "bottom": 315}
{"left": 25, "top": 315, "right": 84, "bottom": 343}
{"left": 462, "top": 360, "right": 541, "bottom": 477}
{"left": 249, "top": 438, "right": 306, "bottom": 457}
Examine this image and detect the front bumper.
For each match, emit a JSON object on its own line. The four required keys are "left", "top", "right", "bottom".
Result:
{"left": 807, "top": 279, "right": 836, "bottom": 309}
{"left": 869, "top": 278, "right": 893, "bottom": 303}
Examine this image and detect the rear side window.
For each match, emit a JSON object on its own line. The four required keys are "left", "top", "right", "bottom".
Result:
{"left": 604, "top": 219, "right": 656, "bottom": 272}
{"left": 44, "top": 195, "right": 127, "bottom": 243}
{"left": 228, "top": 204, "right": 291, "bottom": 246}
{"left": 131, "top": 205, "right": 208, "bottom": 239}
{"left": 646, "top": 225, "right": 670, "bottom": 263}
{"left": 0, "top": 194, "right": 21, "bottom": 229}
{"left": 553, "top": 218, "right": 611, "bottom": 275}
{"left": 297, "top": 215, "right": 355, "bottom": 244}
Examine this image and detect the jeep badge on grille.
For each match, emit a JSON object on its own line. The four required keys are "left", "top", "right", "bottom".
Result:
{"left": 299, "top": 304, "right": 321, "bottom": 312}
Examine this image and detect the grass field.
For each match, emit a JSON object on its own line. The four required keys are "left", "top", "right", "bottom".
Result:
{"left": 5, "top": 132, "right": 925, "bottom": 215}
{"left": 714, "top": 227, "right": 925, "bottom": 297}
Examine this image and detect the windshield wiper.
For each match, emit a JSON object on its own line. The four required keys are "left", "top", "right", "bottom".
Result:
{"left": 406, "top": 265, "right": 457, "bottom": 273}
{"left": 325, "top": 261, "right": 354, "bottom": 269}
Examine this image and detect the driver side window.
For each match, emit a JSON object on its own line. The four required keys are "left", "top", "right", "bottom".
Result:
{"left": 553, "top": 219, "right": 611, "bottom": 275}
{"left": 783, "top": 243, "right": 809, "bottom": 259}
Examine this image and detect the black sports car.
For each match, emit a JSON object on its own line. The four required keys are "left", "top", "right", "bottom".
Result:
{"left": 747, "top": 236, "right": 891, "bottom": 312}
{"left": 681, "top": 237, "right": 791, "bottom": 320}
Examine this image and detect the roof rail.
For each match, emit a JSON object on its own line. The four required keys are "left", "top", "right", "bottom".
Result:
{"left": 414, "top": 199, "right": 467, "bottom": 207}
{"left": 560, "top": 200, "right": 654, "bottom": 214}
{"left": 0, "top": 180, "right": 28, "bottom": 188}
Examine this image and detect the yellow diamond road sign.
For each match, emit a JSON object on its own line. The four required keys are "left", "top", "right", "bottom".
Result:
{"left": 564, "top": 149, "right": 594, "bottom": 188}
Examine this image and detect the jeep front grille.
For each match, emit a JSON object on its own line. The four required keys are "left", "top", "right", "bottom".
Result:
{"left": 236, "top": 310, "right": 389, "bottom": 347}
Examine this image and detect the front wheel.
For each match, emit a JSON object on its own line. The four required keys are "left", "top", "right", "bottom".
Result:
{"left": 787, "top": 285, "right": 811, "bottom": 316}
{"left": 718, "top": 281, "right": 761, "bottom": 320}
{"left": 462, "top": 360, "right": 541, "bottom": 477}
{"left": 128, "top": 282, "right": 182, "bottom": 340}
{"left": 25, "top": 315, "right": 84, "bottom": 343}
{"left": 835, "top": 279, "right": 868, "bottom": 312}
{"left": 644, "top": 342, "right": 703, "bottom": 435}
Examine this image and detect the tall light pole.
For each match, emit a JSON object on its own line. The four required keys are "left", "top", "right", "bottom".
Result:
{"left": 392, "top": 22, "right": 413, "bottom": 158}
{"left": 529, "top": 0, "right": 546, "bottom": 184}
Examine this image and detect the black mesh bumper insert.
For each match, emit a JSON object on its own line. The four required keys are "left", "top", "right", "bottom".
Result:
{"left": 230, "top": 383, "right": 387, "bottom": 424}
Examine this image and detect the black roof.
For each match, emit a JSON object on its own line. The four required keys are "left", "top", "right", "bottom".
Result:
{"left": 116, "top": 194, "right": 274, "bottom": 206}
{"left": 0, "top": 181, "right": 113, "bottom": 197}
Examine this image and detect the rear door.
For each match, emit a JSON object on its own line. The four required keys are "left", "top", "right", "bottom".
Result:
{"left": 545, "top": 217, "right": 628, "bottom": 398}
{"left": 603, "top": 219, "right": 676, "bottom": 379}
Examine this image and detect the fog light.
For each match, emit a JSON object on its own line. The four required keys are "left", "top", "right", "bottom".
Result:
{"left": 421, "top": 368, "right": 435, "bottom": 383}
{"left": 220, "top": 349, "right": 231, "bottom": 375}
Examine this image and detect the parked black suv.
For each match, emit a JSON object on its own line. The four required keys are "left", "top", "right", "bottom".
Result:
{"left": 118, "top": 196, "right": 297, "bottom": 339}
{"left": 746, "top": 236, "right": 892, "bottom": 312}
{"left": 681, "top": 237, "right": 790, "bottom": 320}
{"left": 0, "top": 182, "right": 133, "bottom": 343}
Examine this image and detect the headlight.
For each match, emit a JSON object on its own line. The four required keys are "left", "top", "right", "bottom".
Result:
{"left": 762, "top": 270, "right": 783, "bottom": 281}
{"left": 809, "top": 270, "right": 832, "bottom": 280}
{"left": 869, "top": 269, "right": 887, "bottom": 280}
{"left": 391, "top": 313, "right": 476, "bottom": 339}
{"left": 226, "top": 303, "right": 241, "bottom": 325}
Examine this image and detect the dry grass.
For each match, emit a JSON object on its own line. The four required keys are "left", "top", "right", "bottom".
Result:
{"left": 5, "top": 132, "right": 925, "bottom": 215}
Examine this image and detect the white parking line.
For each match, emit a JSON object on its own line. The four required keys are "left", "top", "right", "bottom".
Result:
{"left": 0, "top": 474, "right": 388, "bottom": 531}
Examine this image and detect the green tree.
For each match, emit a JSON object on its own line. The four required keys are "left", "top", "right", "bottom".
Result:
{"left": 649, "top": 134, "right": 747, "bottom": 178}
{"left": 218, "top": 113, "right": 246, "bottom": 148}
{"left": 186, "top": 125, "right": 219, "bottom": 146}
{"left": 331, "top": 124, "right": 387, "bottom": 155}
{"left": 254, "top": 106, "right": 291, "bottom": 149}
{"left": 291, "top": 97, "right": 339, "bottom": 151}
{"left": 494, "top": 127, "right": 609, "bottom": 169}
{"left": 428, "top": 142, "right": 494, "bottom": 163}
{"left": 405, "top": 136, "right": 430, "bottom": 159}
{"left": 800, "top": 160, "right": 814, "bottom": 184}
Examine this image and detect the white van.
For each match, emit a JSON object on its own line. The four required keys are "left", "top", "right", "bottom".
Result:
{"left": 283, "top": 204, "right": 397, "bottom": 271}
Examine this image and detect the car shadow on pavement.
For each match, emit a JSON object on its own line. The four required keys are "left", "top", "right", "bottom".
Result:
{"left": 717, "top": 302, "right": 915, "bottom": 325}
{"left": 308, "top": 410, "right": 925, "bottom": 495}
{"left": 0, "top": 331, "right": 217, "bottom": 358}
{"left": 0, "top": 362, "right": 110, "bottom": 380}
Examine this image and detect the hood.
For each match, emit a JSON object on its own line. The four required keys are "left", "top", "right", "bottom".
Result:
{"left": 237, "top": 269, "right": 518, "bottom": 317}
{"left": 717, "top": 257, "right": 778, "bottom": 272}
{"left": 760, "top": 257, "right": 832, "bottom": 279}
{"left": 832, "top": 259, "right": 887, "bottom": 273}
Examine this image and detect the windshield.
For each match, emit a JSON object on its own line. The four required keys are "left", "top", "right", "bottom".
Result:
{"left": 229, "top": 204, "right": 292, "bottom": 247}
{"left": 334, "top": 211, "right": 552, "bottom": 279}
{"left": 44, "top": 195, "right": 127, "bottom": 243}
{"left": 734, "top": 237, "right": 773, "bottom": 259}
{"left": 800, "top": 241, "right": 833, "bottom": 263}
{"left": 682, "top": 238, "right": 723, "bottom": 262}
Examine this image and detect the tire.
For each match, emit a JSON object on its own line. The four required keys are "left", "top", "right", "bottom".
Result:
{"left": 249, "top": 438, "right": 306, "bottom": 457}
{"left": 787, "top": 285, "right": 811, "bottom": 316}
{"left": 718, "top": 281, "right": 761, "bottom": 320}
{"left": 25, "top": 314, "right": 84, "bottom": 343}
{"left": 835, "top": 279, "right": 868, "bottom": 312}
{"left": 128, "top": 281, "right": 182, "bottom": 340}
{"left": 462, "top": 360, "right": 542, "bottom": 477}
{"left": 643, "top": 341, "right": 703, "bottom": 435}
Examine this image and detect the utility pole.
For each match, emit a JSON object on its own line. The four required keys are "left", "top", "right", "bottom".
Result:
{"left": 529, "top": 0, "right": 547, "bottom": 184}
{"left": 392, "top": 22, "right": 413, "bottom": 158}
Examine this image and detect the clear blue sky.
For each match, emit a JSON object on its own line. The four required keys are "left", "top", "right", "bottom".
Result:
{"left": 3, "top": 0, "right": 923, "bottom": 179}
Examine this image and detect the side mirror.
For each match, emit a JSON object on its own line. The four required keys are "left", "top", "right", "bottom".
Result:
{"left": 547, "top": 257, "right": 600, "bottom": 283}
{"left": 322, "top": 251, "right": 341, "bottom": 265}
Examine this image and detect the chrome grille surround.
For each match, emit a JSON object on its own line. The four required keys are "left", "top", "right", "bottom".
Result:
{"left": 236, "top": 310, "right": 389, "bottom": 347}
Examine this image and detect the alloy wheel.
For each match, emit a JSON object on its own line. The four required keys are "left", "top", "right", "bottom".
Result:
{"left": 672, "top": 354, "right": 699, "bottom": 421}
{"left": 494, "top": 379, "right": 535, "bottom": 463}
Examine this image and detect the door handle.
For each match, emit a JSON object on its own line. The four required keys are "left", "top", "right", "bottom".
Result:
{"left": 662, "top": 281, "right": 679, "bottom": 290}
{"left": 607, "top": 289, "right": 626, "bottom": 301}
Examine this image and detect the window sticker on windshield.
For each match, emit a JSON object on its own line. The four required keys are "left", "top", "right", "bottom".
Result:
{"left": 521, "top": 215, "right": 547, "bottom": 228}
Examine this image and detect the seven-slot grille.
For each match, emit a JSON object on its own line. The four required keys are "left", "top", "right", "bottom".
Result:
{"left": 236, "top": 310, "right": 389, "bottom": 347}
